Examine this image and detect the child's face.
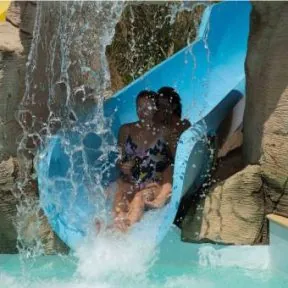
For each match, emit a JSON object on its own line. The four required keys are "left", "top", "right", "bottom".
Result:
{"left": 155, "top": 97, "right": 173, "bottom": 124}
{"left": 137, "top": 97, "right": 156, "bottom": 122}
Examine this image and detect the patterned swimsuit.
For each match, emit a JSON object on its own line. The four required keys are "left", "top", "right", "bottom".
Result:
{"left": 121, "top": 135, "right": 173, "bottom": 189}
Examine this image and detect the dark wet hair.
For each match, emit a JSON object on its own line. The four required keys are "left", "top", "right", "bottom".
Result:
{"left": 157, "top": 87, "right": 182, "bottom": 118}
{"left": 136, "top": 90, "right": 157, "bottom": 105}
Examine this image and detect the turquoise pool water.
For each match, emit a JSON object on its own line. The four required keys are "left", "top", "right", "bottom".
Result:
{"left": 1, "top": 228, "right": 288, "bottom": 288}
{"left": 1, "top": 253, "right": 288, "bottom": 288}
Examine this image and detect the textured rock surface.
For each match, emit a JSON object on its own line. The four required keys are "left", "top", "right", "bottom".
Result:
{"left": 0, "top": 2, "right": 37, "bottom": 160}
{"left": 0, "top": 22, "right": 24, "bottom": 160}
{"left": 182, "top": 165, "right": 265, "bottom": 245}
{"left": 107, "top": 3, "right": 206, "bottom": 91}
{"left": 0, "top": 157, "right": 69, "bottom": 254}
{"left": 0, "top": 2, "right": 68, "bottom": 254}
{"left": 6, "top": 1, "right": 36, "bottom": 35}
{"left": 0, "top": 158, "right": 18, "bottom": 253}
{"left": 244, "top": 2, "right": 288, "bottom": 217}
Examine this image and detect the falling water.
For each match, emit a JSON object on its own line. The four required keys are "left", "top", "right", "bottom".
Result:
{"left": 15, "top": 0, "right": 125, "bottom": 259}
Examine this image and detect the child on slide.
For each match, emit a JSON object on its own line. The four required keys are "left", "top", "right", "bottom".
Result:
{"left": 96, "top": 88, "right": 190, "bottom": 234}
{"left": 112, "top": 90, "right": 174, "bottom": 232}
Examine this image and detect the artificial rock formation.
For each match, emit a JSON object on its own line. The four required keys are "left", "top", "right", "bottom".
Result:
{"left": 107, "top": 2, "right": 206, "bottom": 91}
{"left": 182, "top": 165, "right": 265, "bottom": 245}
{"left": 0, "top": 1, "right": 68, "bottom": 254}
{"left": 0, "top": 3, "right": 33, "bottom": 252}
{"left": 0, "top": 2, "right": 37, "bottom": 161}
{"left": 0, "top": 22, "right": 24, "bottom": 160}
{"left": 0, "top": 158, "right": 18, "bottom": 253}
{"left": 0, "top": 156, "right": 68, "bottom": 254}
{"left": 244, "top": 2, "right": 288, "bottom": 218}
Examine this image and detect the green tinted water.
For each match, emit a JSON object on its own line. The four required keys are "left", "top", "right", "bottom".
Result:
{"left": 1, "top": 253, "right": 288, "bottom": 288}
{"left": 1, "top": 228, "right": 287, "bottom": 288}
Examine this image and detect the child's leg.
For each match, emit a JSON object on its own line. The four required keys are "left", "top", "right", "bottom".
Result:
{"left": 127, "top": 192, "right": 145, "bottom": 226}
{"left": 112, "top": 179, "right": 134, "bottom": 232}
{"left": 113, "top": 179, "right": 131, "bottom": 216}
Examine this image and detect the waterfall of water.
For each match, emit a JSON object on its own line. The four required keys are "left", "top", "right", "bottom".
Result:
{"left": 15, "top": 0, "right": 125, "bottom": 259}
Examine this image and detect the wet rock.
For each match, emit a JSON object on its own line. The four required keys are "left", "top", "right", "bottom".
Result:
{"left": 17, "top": 202, "right": 69, "bottom": 255}
{"left": 107, "top": 3, "right": 206, "bottom": 91}
{"left": 244, "top": 2, "right": 288, "bottom": 217}
{"left": 0, "top": 158, "right": 18, "bottom": 253}
{"left": 0, "top": 157, "right": 69, "bottom": 254}
{"left": 6, "top": 1, "right": 36, "bottom": 35}
{"left": 181, "top": 165, "right": 265, "bottom": 245}
{"left": 0, "top": 22, "right": 24, "bottom": 160}
{"left": 0, "top": 2, "right": 69, "bottom": 254}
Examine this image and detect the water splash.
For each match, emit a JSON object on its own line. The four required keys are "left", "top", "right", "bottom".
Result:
{"left": 75, "top": 233, "right": 157, "bottom": 283}
{"left": 198, "top": 245, "right": 270, "bottom": 270}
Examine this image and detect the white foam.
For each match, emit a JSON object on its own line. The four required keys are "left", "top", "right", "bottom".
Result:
{"left": 198, "top": 245, "right": 270, "bottom": 270}
{"left": 0, "top": 273, "right": 22, "bottom": 288}
{"left": 75, "top": 231, "right": 157, "bottom": 283}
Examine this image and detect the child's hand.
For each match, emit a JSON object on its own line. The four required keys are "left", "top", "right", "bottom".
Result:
{"left": 141, "top": 183, "right": 161, "bottom": 201}
{"left": 144, "top": 187, "right": 171, "bottom": 209}
{"left": 145, "top": 198, "right": 166, "bottom": 209}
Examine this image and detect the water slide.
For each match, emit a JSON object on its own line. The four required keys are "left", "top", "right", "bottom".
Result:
{"left": 37, "top": 1, "right": 251, "bottom": 250}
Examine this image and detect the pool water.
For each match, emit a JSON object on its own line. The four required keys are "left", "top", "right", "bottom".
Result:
{"left": 1, "top": 254, "right": 288, "bottom": 288}
{"left": 1, "top": 228, "right": 288, "bottom": 288}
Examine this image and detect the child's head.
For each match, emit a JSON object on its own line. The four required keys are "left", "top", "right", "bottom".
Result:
{"left": 156, "top": 87, "right": 182, "bottom": 124}
{"left": 136, "top": 90, "right": 157, "bottom": 122}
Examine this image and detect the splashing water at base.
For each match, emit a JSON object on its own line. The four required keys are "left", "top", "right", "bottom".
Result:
{"left": 0, "top": 228, "right": 286, "bottom": 288}
{"left": 75, "top": 232, "right": 157, "bottom": 282}
{"left": 1, "top": 236, "right": 288, "bottom": 288}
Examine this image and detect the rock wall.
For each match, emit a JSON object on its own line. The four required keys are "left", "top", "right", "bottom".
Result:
{"left": 0, "top": 1, "right": 35, "bottom": 252}
{"left": 0, "top": 158, "right": 18, "bottom": 253}
{"left": 182, "top": 165, "right": 265, "bottom": 245}
{"left": 107, "top": 2, "right": 206, "bottom": 91}
{"left": 244, "top": 2, "right": 288, "bottom": 217}
{"left": 0, "top": 1, "right": 69, "bottom": 254}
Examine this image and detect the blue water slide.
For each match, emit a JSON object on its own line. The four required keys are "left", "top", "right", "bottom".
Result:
{"left": 37, "top": 1, "right": 251, "bottom": 250}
